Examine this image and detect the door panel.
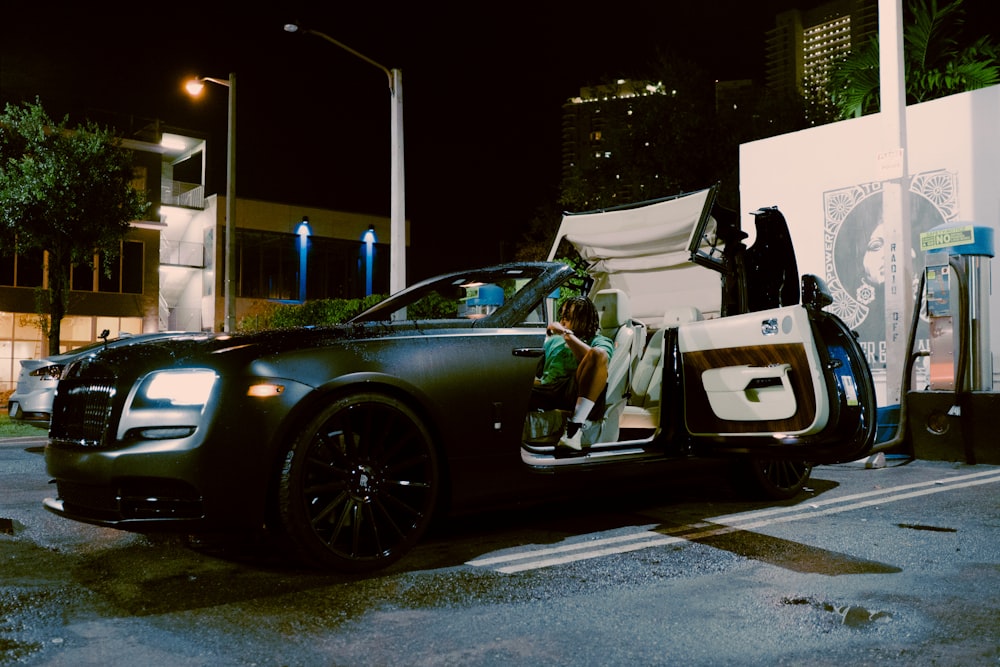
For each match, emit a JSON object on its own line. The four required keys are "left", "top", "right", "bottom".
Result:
{"left": 678, "top": 306, "right": 829, "bottom": 437}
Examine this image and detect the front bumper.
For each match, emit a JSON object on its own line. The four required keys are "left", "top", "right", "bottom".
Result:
{"left": 43, "top": 478, "right": 204, "bottom": 528}
{"left": 44, "top": 370, "right": 313, "bottom": 532}
{"left": 43, "top": 437, "right": 213, "bottom": 528}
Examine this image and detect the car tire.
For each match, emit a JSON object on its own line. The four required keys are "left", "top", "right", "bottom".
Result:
{"left": 278, "top": 391, "right": 439, "bottom": 572}
{"left": 741, "top": 458, "right": 812, "bottom": 500}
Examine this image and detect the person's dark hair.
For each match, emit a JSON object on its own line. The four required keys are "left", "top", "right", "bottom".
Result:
{"left": 559, "top": 296, "right": 599, "bottom": 343}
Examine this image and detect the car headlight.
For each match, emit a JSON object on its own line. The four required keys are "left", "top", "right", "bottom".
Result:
{"left": 117, "top": 369, "right": 220, "bottom": 442}
{"left": 134, "top": 369, "right": 218, "bottom": 408}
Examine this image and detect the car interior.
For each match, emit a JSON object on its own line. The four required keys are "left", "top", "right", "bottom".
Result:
{"left": 522, "top": 287, "right": 697, "bottom": 453}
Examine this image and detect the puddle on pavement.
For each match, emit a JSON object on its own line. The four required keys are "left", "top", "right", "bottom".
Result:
{"left": 780, "top": 595, "right": 894, "bottom": 628}
{"left": 0, "top": 586, "right": 89, "bottom": 664}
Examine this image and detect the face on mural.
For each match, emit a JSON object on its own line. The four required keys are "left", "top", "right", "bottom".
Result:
{"left": 863, "top": 221, "right": 886, "bottom": 285}
{"left": 861, "top": 219, "right": 920, "bottom": 290}
{"left": 825, "top": 174, "right": 953, "bottom": 368}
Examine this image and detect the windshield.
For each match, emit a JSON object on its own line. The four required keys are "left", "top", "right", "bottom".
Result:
{"left": 351, "top": 266, "right": 549, "bottom": 323}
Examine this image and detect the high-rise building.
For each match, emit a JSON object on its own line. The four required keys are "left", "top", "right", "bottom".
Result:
{"left": 561, "top": 79, "right": 670, "bottom": 207}
{"left": 765, "top": 0, "right": 877, "bottom": 121}
{"left": 559, "top": 2, "right": 880, "bottom": 206}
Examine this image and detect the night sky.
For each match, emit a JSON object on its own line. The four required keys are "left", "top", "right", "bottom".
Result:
{"left": 2, "top": 1, "right": 867, "bottom": 280}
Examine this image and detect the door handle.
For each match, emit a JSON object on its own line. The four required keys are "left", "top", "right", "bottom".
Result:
{"left": 702, "top": 363, "right": 796, "bottom": 421}
{"left": 513, "top": 347, "right": 544, "bottom": 357}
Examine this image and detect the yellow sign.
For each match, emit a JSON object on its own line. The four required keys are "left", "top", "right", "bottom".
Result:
{"left": 920, "top": 226, "right": 974, "bottom": 251}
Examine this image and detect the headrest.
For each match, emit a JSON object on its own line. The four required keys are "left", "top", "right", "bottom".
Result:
{"left": 662, "top": 305, "right": 703, "bottom": 326}
{"left": 593, "top": 289, "right": 631, "bottom": 330}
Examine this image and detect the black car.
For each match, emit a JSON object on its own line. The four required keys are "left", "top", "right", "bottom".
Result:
{"left": 44, "top": 186, "right": 876, "bottom": 572}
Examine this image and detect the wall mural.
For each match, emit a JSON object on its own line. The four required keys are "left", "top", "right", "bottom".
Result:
{"left": 823, "top": 169, "right": 958, "bottom": 369}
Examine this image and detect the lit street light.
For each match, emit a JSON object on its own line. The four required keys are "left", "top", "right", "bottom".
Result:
{"left": 185, "top": 73, "right": 237, "bottom": 332}
{"left": 296, "top": 216, "right": 311, "bottom": 302}
{"left": 361, "top": 224, "right": 377, "bottom": 296}
{"left": 284, "top": 22, "right": 406, "bottom": 294}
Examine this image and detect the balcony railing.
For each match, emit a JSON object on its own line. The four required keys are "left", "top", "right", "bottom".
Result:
{"left": 163, "top": 306, "right": 203, "bottom": 332}
{"left": 161, "top": 180, "right": 205, "bottom": 209}
{"left": 160, "top": 239, "right": 205, "bottom": 267}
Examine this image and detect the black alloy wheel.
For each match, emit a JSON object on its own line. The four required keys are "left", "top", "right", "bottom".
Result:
{"left": 279, "top": 392, "right": 439, "bottom": 572}
{"left": 744, "top": 458, "right": 813, "bottom": 500}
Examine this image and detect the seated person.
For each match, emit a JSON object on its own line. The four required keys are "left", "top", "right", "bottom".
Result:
{"left": 529, "top": 296, "right": 614, "bottom": 450}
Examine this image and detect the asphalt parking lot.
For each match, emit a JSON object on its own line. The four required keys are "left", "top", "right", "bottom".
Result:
{"left": 2, "top": 436, "right": 999, "bottom": 666}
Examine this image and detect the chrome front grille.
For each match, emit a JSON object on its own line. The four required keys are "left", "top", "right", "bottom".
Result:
{"left": 50, "top": 380, "right": 117, "bottom": 447}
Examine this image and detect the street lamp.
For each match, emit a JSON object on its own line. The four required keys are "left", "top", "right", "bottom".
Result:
{"left": 296, "top": 216, "right": 311, "bottom": 302}
{"left": 361, "top": 224, "right": 377, "bottom": 296}
{"left": 185, "top": 73, "right": 237, "bottom": 332}
{"left": 283, "top": 22, "right": 405, "bottom": 294}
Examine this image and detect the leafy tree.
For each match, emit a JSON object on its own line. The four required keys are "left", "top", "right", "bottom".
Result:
{"left": 829, "top": 0, "right": 1000, "bottom": 119}
{"left": 0, "top": 100, "right": 148, "bottom": 354}
{"left": 512, "top": 199, "right": 565, "bottom": 262}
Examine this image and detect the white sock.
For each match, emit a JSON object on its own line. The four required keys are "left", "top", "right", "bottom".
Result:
{"left": 572, "top": 397, "right": 595, "bottom": 423}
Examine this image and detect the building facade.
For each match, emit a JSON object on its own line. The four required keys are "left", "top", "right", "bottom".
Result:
{"left": 0, "top": 129, "right": 393, "bottom": 393}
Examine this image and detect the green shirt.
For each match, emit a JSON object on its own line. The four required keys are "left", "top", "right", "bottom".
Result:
{"left": 539, "top": 333, "right": 614, "bottom": 385}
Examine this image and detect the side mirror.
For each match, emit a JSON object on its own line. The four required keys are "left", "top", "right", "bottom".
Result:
{"left": 801, "top": 274, "right": 834, "bottom": 310}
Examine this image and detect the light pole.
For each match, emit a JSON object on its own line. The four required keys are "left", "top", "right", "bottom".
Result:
{"left": 185, "top": 73, "right": 237, "bottom": 332}
{"left": 283, "top": 23, "right": 405, "bottom": 294}
{"left": 877, "top": 0, "right": 912, "bottom": 408}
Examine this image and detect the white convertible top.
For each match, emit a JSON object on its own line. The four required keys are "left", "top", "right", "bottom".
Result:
{"left": 547, "top": 186, "right": 722, "bottom": 328}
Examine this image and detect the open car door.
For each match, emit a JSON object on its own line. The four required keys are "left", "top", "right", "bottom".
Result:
{"left": 675, "top": 285, "right": 876, "bottom": 464}
{"left": 548, "top": 186, "right": 876, "bottom": 465}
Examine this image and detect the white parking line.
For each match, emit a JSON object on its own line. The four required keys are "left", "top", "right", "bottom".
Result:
{"left": 466, "top": 468, "right": 1000, "bottom": 574}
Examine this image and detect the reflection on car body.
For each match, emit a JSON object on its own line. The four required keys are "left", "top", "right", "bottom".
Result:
{"left": 43, "top": 186, "right": 877, "bottom": 572}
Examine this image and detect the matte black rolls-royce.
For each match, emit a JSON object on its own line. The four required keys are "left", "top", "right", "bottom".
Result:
{"left": 44, "top": 186, "right": 876, "bottom": 572}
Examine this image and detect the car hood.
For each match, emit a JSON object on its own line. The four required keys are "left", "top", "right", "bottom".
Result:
{"left": 21, "top": 333, "right": 197, "bottom": 373}
{"left": 61, "top": 322, "right": 464, "bottom": 381}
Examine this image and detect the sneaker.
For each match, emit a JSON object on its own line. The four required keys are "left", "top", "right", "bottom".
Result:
{"left": 557, "top": 421, "right": 588, "bottom": 450}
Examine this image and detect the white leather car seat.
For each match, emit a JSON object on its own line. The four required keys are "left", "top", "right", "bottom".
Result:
{"left": 620, "top": 305, "right": 702, "bottom": 431}
{"left": 584, "top": 289, "right": 644, "bottom": 444}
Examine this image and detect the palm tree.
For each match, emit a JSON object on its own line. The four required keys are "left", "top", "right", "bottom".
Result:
{"left": 829, "top": 0, "right": 999, "bottom": 119}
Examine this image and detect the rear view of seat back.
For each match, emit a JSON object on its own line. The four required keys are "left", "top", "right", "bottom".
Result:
{"left": 621, "top": 305, "right": 703, "bottom": 431}
{"left": 635, "top": 306, "right": 702, "bottom": 405}
{"left": 588, "top": 289, "right": 644, "bottom": 443}
{"left": 595, "top": 289, "right": 642, "bottom": 404}
{"left": 630, "top": 328, "right": 665, "bottom": 410}
{"left": 661, "top": 305, "right": 703, "bottom": 328}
